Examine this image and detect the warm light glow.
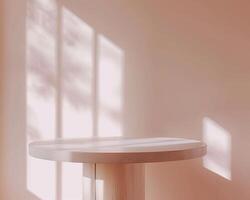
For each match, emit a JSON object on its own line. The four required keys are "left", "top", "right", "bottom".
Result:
{"left": 98, "top": 35, "right": 124, "bottom": 137}
{"left": 203, "top": 117, "right": 231, "bottom": 180}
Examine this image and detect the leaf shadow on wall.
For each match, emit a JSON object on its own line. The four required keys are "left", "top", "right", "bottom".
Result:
{"left": 26, "top": 0, "right": 124, "bottom": 199}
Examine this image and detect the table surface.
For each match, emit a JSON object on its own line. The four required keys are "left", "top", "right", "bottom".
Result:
{"left": 29, "top": 137, "right": 206, "bottom": 164}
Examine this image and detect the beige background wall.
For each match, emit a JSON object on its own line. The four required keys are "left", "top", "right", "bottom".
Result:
{"left": 1, "top": 0, "right": 250, "bottom": 200}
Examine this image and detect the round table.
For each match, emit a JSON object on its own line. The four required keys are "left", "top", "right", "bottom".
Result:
{"left": 29, "top": 137, "right": 206, "bottom": 200}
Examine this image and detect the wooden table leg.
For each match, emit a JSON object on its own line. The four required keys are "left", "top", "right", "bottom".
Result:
{"left": 83, "top": 163, "right": 145, "bottom": 200}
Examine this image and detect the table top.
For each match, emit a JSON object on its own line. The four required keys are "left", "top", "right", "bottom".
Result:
{"left": 29, "top": 137, "right": 206, "bottom": 164}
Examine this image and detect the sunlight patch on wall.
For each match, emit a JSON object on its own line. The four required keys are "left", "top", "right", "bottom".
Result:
{"left": 61, "top": 8, "right": 95, "bottom": 200}
{"left": 62, "top": 8, "right": 94, "bottom": 139}
{"left": 83, "top": 176, "right": 92, "bottom": 200}
{"left": 96, "top": 179, "right": 104, "bottom": 200}
{"left": 97, "top": 35, "right": 124, "bottom": 137}
{"left": 203, "top": 117, "right": 231, "bottom": 180}
{"left": 26, "top": 2, "right": 125, "bottom": 198}
{"left": 61, "top": 163, "right": 83, "bottom": 200}
{"left": 26, "top": 0, "right": 57, "bottom": 199}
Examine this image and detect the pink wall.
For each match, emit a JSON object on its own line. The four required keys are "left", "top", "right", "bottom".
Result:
{"left": 1, "top": 0, "right": 250, "bottom": 199}
{"left": 0, "top": 1, "right": 4, "bottom": 198}
{"left": 146, "top": 1, "right": 250, "bottom": 199}
{"left": 1, "top": 0, "right": 27, "bottom": 199}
